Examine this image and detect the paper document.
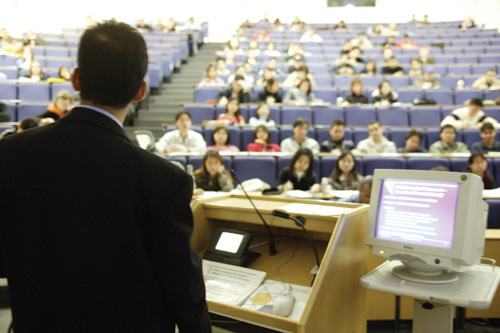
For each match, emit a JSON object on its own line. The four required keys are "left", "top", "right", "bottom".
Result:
{"left": 203, "top": 260, "right": 266, "bottom": 306}
{"left": 330, "top": 190, "right": 358, "bottom": 199}
{"left": 283, "top": 190, "right": 313, "bottom": 198}
{"left": 276, "top": 203, "right": 352, "bottom": 216}
{"left": 241, "top": 279, "right": 312, "bottom": 320}
{"left": 483, "top": 187, "right": 500, "bottom": 199}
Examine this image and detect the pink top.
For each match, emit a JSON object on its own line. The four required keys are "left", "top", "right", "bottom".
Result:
{"left": 207, "top": 145, "right": 240, "bottom": 152}
{"left": 247, "top": 142, "right": 281, "bottom": 152}
{"left": 198, "top": 77, "right": 226, "bottom": 87}
{"left": 217, "top": 114, "right": 245, "bottom": 125}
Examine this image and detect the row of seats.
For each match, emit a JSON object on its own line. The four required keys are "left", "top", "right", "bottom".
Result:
{"left": 183, "top": 104, "right": 500, "bottom": 127}
{"left": 194, "top": 86, "right": 500, "bottom": 104}
{"left": 166, "top": 154, "right": 500, "bottom": 228}
{"left": 163, "top": 125, "right": 492, "bottom": 151}
{"left": 215, "top": 72, "right": 496, "bottom": 88}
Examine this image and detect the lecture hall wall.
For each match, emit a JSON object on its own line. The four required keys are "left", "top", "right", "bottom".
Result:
{"left": 0, "top": 0, "right": 498, "bottom": 41}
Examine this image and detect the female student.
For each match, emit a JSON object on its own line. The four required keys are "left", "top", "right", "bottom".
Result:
{"left": 371, "top": 80, "right": 399, "bottom": 107}
{"left": 283, "top": 79, "right": 317, "bottom": 106}
{"left": 193, "top": 150, "right": 234, "bottom": 194}
{"left": 328, "top": 152, "right": 363, "bottom": 190}
{"left": 249, "top": 104, "right": 276, "bottom": 127}
{"left": 198, "top": 64, "right": 226, "bottom": 87}
{"left": 217, "top": 98, "right": 245, "bottom": 125}
{"left": 37, "top": 90, "right": 74, "bottom": 124}
{"left": 247, "top": 125, "right": 281, "bottom": 152}
{"left": 276, "top": 148, "right": 320, "bottom": 193}
{"left": 20, "top": 60, "right": 44, "bottom": 82}
{"left": 467, "top": 152, "right": 496, "bottom": 189}
{"left": 344, "top": 77, "right": 369, "bottom": 105}
{"left": 207, "top": 127, "right": 240, "bottom": 152}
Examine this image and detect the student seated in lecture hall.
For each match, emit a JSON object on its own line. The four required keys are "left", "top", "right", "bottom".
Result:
{"left": 327, "top": 151, "right": 364, "bottom": 191}
{"left": 412, "top": 66, "right": 441, "bottom": 89}
{"left": 429, "top": 124, "right": 470, "bottom": 154}
{"left": 342, "top": 77, "right": 369, "bottom": 106}
{"left": 283, "top": 78, "right": 319, "bottom": 106}
{"left": 280, "top": 118, "right": 320, "bottom": 154}
{"left": 217, "top": 98, "right": 246, "bottom": 125}
{"left": 37, "top": 90, "right": 75, "bottom": 125}
{"left": 356, "top": 121, "right": 397, "bottom": 154}
{"left": 18, "top": 59, "right": 45, "bottom": 82}
{"left": 0, "top": 117, "right": 38, "bottom": 139}
{"left": 247, "top": 125, "right": 281, "bottom": 152}
{"left": 193, "top": 149, "right": 234, "bottom": 195}
{"left": 207, "top": 126, "right": 240, "bottom": 152}
{"left": 249, "top": 104, "right": 276, "bottom": 127}
{"left": 441, "top": 98, "right": 499, "bottom": 129}
{"left": 471, "top": 122, "right": 500, "bottom": 154}
{"left": 338, "top": 176, "right": 373, "bottom": 204}
{"left": 276, "top": 148, "right": 320, "bottom": 193}
{"left": 472, "top": 70, "right": 500, "bottom": 90}
{"left": 257, "top": 78, "right": 282, "bottom": 105}
{"left": 216, "top": 76, "right": 253, "bottom": 105}
{"left": 155, "top": 111, "right": 207, "bottom": 155}
{"left": 320, "top": 119, "right": 356, "bottom": 154}
{"left": 397, "top": 130, "right": 427, "bottom": 153}
{"left": 371, "top": 81, "right": 399, "bottom": 107}
{"left": 467, "top": 152, "right": 496, "bottom": 189}
{"left": 198, "top": 64, "right": 226, "bottom": 87}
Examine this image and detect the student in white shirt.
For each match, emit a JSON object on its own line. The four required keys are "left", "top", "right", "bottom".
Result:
{"left": 356, "top": 121, "right": 397, "bottom": 154}
{"left": 155, "top": 111, "right": 207, "bottom": 155}
{"left": 280, "top": 118, "right": 320, "bottom": 154}
{"left": 441, "top": 98, "right": 499, "bottom": 129}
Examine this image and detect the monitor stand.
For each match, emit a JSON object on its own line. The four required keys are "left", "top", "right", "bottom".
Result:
{"left": 361, "top": 260, "right": 500, "bottom": 333}
{"left": 392, "top": 263, "right": 458, "bottom": 284}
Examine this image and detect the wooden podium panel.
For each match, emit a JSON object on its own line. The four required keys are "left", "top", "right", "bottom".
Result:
{"left": 191, "top": 194, "right": 369, "bottom": 333}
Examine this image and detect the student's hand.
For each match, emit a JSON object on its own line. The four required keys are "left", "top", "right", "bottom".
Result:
{"left": 218, "top": 96, "right": 228, "bottom": 105}
{"left": 40, "top": 118, "right": 55, "bottom": 125}
{"left": 350, "top": 149, "right": 362, "bottom": 156}
{"left": 295, "top": 100, "right": 306, "bottom": 106}
{"left": 283, "top": 181, "right": 294, "bottom": 192}
{"left": 310, "top": 184, "right": 321, "bottom": 194}
{"left": 462, "top": 120, "right": 471, "bottom": 129}
{"left": 380, "top": 100, "right": 391, "bottom": 107}
{"left": 255, "top": 139, "right": 267, "bottom": 145}
{"left": 266, "top": 96, "right": 276, "bottom": 105}
{"left": 193, "top": 188, "right": 204, "bottom": 196}
{"left": 218, "top": 165, "right": 225, "bottom": 174}
{"left": 330, "top": 148, "right": 342, "bottom": 156}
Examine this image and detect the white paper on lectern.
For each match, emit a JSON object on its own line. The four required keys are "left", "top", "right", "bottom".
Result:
{"left": 241, "top": 279, "right": 311, "bottom": 320}
{"left": 202, "top": 260, "right": 266, "bottom": 306}
{"left": 276, "top": 203, "right": 353, "bottom": 216}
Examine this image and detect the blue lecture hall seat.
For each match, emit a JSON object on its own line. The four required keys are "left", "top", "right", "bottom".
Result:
{"left": 232, "top": 156, "right": 276, "bottom": 184}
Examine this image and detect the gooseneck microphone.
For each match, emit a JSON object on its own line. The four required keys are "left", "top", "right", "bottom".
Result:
{"left": 271, "top": 210, "right": 321, "bottom": 270}
{"left": 230, "top": 169, "right": 277, "bottom": 255}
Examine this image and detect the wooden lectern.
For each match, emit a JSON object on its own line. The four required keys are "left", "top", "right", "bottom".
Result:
{"left": 191, "top": 194, "right": 369, "bottom": 333}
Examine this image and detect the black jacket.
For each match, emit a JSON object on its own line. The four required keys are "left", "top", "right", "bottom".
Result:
{"left": 0, "top": 107, "right": 211, "bottom": 332}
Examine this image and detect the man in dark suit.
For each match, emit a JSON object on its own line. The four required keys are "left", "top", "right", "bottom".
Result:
{"left": 0, "top": 21, "right": 211, "bottom": 332}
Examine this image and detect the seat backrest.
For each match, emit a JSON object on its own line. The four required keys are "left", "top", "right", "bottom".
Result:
{"left": 18, "top": 82, "right": 50, "bottom": 100}
{"left": 409, "top": 107, "right": 442, "bottom": 127}
{"left": 0, "top": 81, "right": 17, "bottom": 99}
{"left": 313, "top": 107, "right": 344, "bottom": 125}
{"left": 486, "top": 199, "right": 500, "bottom": 229}
{"left": 363, "top": 157, "right": 406, "bottom": 175}
{"left": 345, "top": 107, "right": 376, "bottom": 126}
{"left": 407, "top": 157, "right": 450, "bottom": 170}
{"left": 17, "top": 102, "right": 48, "bottom": 120}
{"left": 232, "top": 156, "right": 277, "bottom": 184}
{"left": 376, "top": 108, "right": 409, "bottom": 126}
{"left": 182, "top": 104, "right": 215, "bottom": 124}
{"left": 280, "top": 106, "right": 313, "bottom": 125}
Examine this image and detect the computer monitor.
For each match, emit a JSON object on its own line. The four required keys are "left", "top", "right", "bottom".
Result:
{"left": 366, "top": 169, "right": 488, "bottom": 284}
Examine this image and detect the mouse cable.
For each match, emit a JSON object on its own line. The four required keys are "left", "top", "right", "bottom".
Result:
{"left": 275, "top": 237, "right": 300, "bottom": 293}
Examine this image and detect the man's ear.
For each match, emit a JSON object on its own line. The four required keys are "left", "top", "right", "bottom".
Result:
{"left": 71, "top": 68, "right": 81, "bottom": 91}
{"left": 133, "top": 81, "right": 148, "bottom": 102}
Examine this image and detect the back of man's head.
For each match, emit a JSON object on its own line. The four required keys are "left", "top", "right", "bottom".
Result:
{"left": 468, "top": 98, "right": 483, "bottom": 108}
{"left": 78, "top": 21, "right": 148, "bottom": 109}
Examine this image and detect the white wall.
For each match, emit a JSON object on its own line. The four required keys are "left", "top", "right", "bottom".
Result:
{"left": 0, "top": 0, "right": 498, "bottom": 41}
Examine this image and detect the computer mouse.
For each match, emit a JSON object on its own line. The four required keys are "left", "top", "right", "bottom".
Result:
{"left": 272, "top": 293, "right": 295, "bottom": 317}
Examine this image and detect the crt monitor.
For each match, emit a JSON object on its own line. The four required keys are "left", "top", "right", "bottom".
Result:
{"left": 366, "top": 169, "right": 488, "bottom": 283}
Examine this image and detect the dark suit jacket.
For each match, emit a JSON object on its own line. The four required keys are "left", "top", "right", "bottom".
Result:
{"left": 0, "top": 107, "right": 211, "bottom": 332}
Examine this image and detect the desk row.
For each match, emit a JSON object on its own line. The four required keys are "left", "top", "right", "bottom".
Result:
{"left": 194, "top": 86, "right": 500, "bottom": 105}
{"left": 182, "top": 104, "right": 500, "bottom": 127}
